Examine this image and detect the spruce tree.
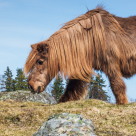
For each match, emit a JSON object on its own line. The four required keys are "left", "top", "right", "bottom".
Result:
{"left": 51, "top": 74, "right": 64, "bottom": 101}
{"left": 89, "top": 73, "right": 110, "bottom": 101}
{"left": 4, "top": 66, "right": 13, "bottom": 92}
{"left": 11, "top": 79, "right": 17, "bottom": 91}
{"left": 0, "top": 75, "right": 6, "bottom": 91}
{"left": 15, "top": 68, "right": 28, "bottom": 90}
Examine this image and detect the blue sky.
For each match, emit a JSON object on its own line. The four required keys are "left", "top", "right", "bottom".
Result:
{"left": 0, "top": 0, "right": 136, "bottom": 103}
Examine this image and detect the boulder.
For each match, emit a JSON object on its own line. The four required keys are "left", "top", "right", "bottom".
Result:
{"left": 33, "top": 113, "right": 96, "bottom": 136}
{"left": 0, "top": 90, "right": 57, "bottom": 104}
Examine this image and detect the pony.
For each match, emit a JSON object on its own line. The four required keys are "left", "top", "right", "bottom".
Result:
{"left": 24, "top": 6, "right": 136, "bottom": 105}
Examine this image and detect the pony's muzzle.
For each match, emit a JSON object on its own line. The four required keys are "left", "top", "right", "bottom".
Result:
{"left": 28, "top": 84, "right": 41, "bottom": 94}
{"left": 28, "top": 80, "right": 42, "bottom": 94}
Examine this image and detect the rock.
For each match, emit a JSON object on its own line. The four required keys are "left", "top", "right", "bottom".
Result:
{"left": 0, "top": 90, "right": 57, "bottom": 104}
{"left": 33, "top": 113, "right": 96, "bottom": 136}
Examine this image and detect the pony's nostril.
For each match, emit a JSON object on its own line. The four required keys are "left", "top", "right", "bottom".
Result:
{"left": 37, "top": 86, "right": 41, "bottom": 94}
{"left": 28, "top": 85, "right": 33, "bottom": 91}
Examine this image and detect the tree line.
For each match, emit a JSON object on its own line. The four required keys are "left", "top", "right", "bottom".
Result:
{"left": 0, "top": 66, "right": 28, "bottom": 92}
{"left": 0, "top": 67, "right": 110, "bottom": 102}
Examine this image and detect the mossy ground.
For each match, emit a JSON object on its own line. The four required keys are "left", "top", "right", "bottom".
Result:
{"left": 0, "top": 99, "right": 136, "bottom": 136}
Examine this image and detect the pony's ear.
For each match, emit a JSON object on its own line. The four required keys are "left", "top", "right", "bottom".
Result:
{"left": 31, "top": 44, "right": 37, "bottom": 50}
{"left": 37, "top": 43, "right": 48, "bottom": 54}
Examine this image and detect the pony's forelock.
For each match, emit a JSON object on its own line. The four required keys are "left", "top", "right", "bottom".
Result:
{"left": 24, "top": 49, "right": 38, "bottom": 76}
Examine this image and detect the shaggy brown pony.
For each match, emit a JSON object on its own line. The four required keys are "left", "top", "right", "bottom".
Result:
{"left": 24, "top": 6, "right": 136, "bottom": 105}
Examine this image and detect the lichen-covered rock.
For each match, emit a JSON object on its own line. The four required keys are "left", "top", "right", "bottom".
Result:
{"left": 0, "top": 90, "right": 57, "bottom": 104}
{"left": 33, "top": 113, "right": 96, "bottom": 136}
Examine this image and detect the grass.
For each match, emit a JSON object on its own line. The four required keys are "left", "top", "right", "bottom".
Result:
{"left": 0, "top": 99, "right": 136, "bottom": 136}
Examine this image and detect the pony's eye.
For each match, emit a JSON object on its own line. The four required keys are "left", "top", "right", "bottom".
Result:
{"left": 38, "top": 60, "right": 44, "bottom": 65}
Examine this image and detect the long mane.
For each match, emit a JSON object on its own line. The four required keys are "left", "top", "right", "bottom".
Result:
{"left": 24, "top": 6, "right": 136, "bottom": 81}
{"left": 47, "top": 7, "right": 106, "bottom": 81}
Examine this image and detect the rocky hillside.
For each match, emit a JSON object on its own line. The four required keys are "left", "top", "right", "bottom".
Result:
{"left": 0, "top": 99, "right": 135, "bottom": 136}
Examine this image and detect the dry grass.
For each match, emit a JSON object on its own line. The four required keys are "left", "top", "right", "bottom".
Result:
{"left": 0, "top": 99, "right": 136, "bottom": 136}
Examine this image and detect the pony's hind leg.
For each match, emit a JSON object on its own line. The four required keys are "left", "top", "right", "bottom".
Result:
{"left": 108, "top": 71, "right": 129, "bottom": 105}
{"left": 58, "top": 79, "right": 88, "bottom": 103}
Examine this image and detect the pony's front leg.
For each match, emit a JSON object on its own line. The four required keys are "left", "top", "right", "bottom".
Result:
{"left": 58, "top": 79, "right": 88, "bottom": 103}
{"left": 108, "top": 71, "right": 129, "bottom": 105}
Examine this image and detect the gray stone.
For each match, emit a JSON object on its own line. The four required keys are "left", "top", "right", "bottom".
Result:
{"left": 0, "top": 90, "right": 57, "bottom": 104}
{"left": 33, "top": 113, "right": 96, "bottom": 136}
{"left": 71, "top": 128, "right": 80, "bottom": 132}
{"left": 59, "top": 134, "right": 67, "bottom": 136}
